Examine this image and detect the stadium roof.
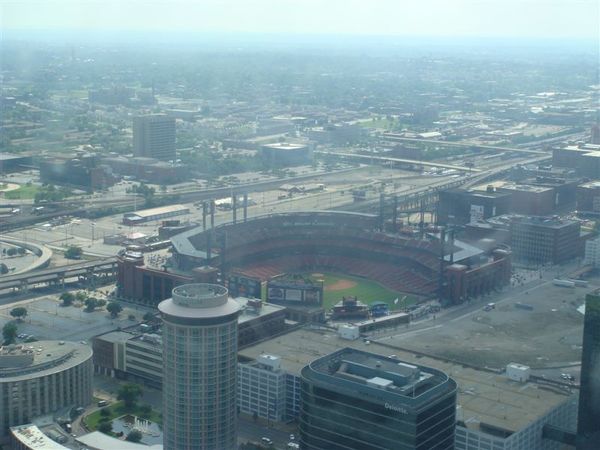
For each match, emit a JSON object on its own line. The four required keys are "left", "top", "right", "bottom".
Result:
{"left": 170, "top": 210, "right": 378, "bottom": 259}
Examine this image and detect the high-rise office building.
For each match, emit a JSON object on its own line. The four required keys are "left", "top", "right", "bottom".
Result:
{"left": 300, "top": 347, "right": 457, "bottom": 450}
{"left": 133, "top": 114, "right": 176, "bottom": 161}
{"left": 576, "top": 293, "right": 600, "bottom": 449}
{"left": 159, "top": 284, "right": 240, "bottom": 450}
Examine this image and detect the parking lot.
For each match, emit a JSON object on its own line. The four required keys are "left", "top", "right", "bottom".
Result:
{"left": 0, "top": 290, "right": 154, "bottom": 342}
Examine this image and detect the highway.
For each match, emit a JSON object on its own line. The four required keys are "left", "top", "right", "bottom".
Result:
{"left": 0, "top": 257, "right": 117, "bottom": 293}
{"left": 315, "top": 150, "right": 483, "bottom": 172}
{"left": 381, "top": 133, "right": 548, "bottom": 155}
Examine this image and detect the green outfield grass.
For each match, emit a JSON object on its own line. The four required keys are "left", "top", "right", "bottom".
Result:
{"left": 305, "top": 272, "right": 418, "bottom": 311}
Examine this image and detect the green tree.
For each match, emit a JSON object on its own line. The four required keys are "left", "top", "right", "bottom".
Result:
{"left": 10, "top": 307, "right": 27, "bottom": 321}
{"left": 143, "top": 312, "right": 156, "bottom": 322}
{"left": 117, "top": 383, "right": 143, "bottom": 410}
{"left": 2, "top": 322, "right": 18, "bottom": 344}
{"left": 106, "top": 302, "right": 123, "bottom": 318}
{"left": 75, "top": 291, "right": 88, "bottom": 302}
{"left": 138, "top": 404, "right": 152, "bottom": 418}
{"left": 97, "top": 421, "right": 112, "bottom": 434}
{"left": 84, "top": 298, "right": 98, "bottom": 312}
{"left": 60, "top": 292, "right": 75, "bottom": 306}
{"left": 6, "top": 247, "right": 17, "bottom": 256}
{"left": 100, "top": 408, "right": 111, "bottom": 417}
{"left": 125, "top": 429, "right": 143, "bottom": 443}
{"left": 64, "top": 245, "right": 83, "bottom": 259}
{"left": 96, "top": 299, "right": 107, "bottom": 308}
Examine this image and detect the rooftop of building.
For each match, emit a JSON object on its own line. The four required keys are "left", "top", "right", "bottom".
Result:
{"left": 10, "top": 424, "right": 69, "bottom": 450}
{"left": 308, "top": 347, "right": 448, "bottom": 400}
{"left": 0, "top": 153, "right": 30, "bottom": 161}
{"left": 124, "top": 204, "right": 189, "bottom": 219}
{"left": 238, "top": 327, "right": 573, "bottom": 435}
{"left": 159, "top": 283, "right": 240, "bottom": 319}
{"left": 98, "top": 297, "right": 284, "bottom": 345}
{"left": 445, "top": 187, "right": 510, "bottom": 199}
{"left": 579, "top": 180, "right": 600, "bottom": 189}
{"left": 498, "top": 182, "right": 554, "bottom": 194}
{"left": 510, "top": 215, "right": 580, "bottom": 229}
{"left": 0, "top": 341, "right": 92, "bottom": 382}
{"left": 77, "top": 431, "right": 163, "bottom": 450}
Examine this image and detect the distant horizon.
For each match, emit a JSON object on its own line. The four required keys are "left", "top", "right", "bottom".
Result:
{"left": 1, "top": 0, "right": 598, "bottom": 40}
{"left": 2, "top": 29, "right": 598, "bottom": 52}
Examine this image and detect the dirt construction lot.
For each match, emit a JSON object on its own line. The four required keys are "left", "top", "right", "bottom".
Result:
{"left": 387, "top": 273, "right": 591, "bottom": 370}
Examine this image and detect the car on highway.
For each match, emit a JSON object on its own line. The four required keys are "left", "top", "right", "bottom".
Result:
{"left": 261, "top": 437, "right": 273, "bottom": 446}
{"left": 561, "top": 373, "right": 575, "bottom": 381}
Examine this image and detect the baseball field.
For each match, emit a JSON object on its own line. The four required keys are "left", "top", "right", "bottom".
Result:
{"left": 305, "top": 272, "right": 418, "bottom": 311}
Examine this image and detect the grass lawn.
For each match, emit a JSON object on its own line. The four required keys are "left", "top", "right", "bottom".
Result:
{"left": 278, "top": 272, "right": 416, "bottom": 311}
{"left": 4, "top": 184, "right": 40, "bottom": 199}
{"left": 84, "top": 401, "right": 161, "bottom": 431}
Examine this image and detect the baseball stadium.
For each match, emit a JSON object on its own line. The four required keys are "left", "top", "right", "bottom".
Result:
{"left": 168, "top": 210, "right": 510, "bottom": 313}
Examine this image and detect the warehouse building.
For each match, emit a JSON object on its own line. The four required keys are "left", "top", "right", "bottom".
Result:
{"left": 122, "top": 204, "right": 189, "bottom": 225}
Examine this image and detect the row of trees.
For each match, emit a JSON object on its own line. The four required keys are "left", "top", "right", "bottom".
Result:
{"left": 59, "top": 292, "right": 123, "bottom": 317}
{"left": 2, "top": 307, "right": 29, "bottom": 344}
{"left": 2, "top": 246, "right": 26, "bottom": 257}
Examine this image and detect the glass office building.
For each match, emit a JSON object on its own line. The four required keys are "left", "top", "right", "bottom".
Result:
{"left": 576, "top": 293, "right": 600, "bottom": 449}
{"left": 300, "top": 348, "right": 457, "bottom": 450}
{"left": 159, "top": 284, "right": 240, "bottom": 450}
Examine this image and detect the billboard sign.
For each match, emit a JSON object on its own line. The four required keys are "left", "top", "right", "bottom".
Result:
{"left": 228, "top": 274, "right": 262, "bottom": 299}
{"left": 266, "top": 279, "right": 323, "bottom": 306}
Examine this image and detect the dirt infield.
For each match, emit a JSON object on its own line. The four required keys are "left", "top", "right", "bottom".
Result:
{"left": 325, "top": 279, "right": 357, "bottom": 291}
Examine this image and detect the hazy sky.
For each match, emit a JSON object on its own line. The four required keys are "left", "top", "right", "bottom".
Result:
{"left": 1, "top": 0, "right": 598, "bottom": 39}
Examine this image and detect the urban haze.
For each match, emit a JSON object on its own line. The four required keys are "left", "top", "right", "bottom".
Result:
{"left": 0, "top": 1, "right": 599, "bottom": 450}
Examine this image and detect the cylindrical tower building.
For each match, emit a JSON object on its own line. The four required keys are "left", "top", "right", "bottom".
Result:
{"left": 159, "top": 283, "right": 240, "bottom": 450}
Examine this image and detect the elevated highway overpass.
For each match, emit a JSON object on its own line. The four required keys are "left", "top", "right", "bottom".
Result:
{"left": 0, "top": 257, "right": 118, "bottom": 295}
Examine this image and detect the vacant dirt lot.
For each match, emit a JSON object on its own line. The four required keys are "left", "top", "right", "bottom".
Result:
{"left": 387, "top": 273, "right": 590, "bottom": 370}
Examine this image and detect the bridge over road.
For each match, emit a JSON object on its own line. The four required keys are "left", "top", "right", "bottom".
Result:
{"left": 0, "top": 257, "right": 118, "bottom": 296}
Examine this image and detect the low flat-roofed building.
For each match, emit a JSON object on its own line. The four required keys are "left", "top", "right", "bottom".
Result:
{"left": 92, "top": 297, "right": 286, "bottom": 387}
{"left": 438, "top": 187, "right": 511, "bottom": 225}
{"left": 10, "top": 424, "right": 69, "bottom": 450}
{"left": 122, "top": 204, "right": 189, "bottom": 225}
{"left": 76, "top": 431, "right": 163, "bottom": 450}
{"left": 238, "top": 327, "right": 577, "bottom": 450}
{"left": 261, "top": 142, "right": 312, "bottom": 167}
